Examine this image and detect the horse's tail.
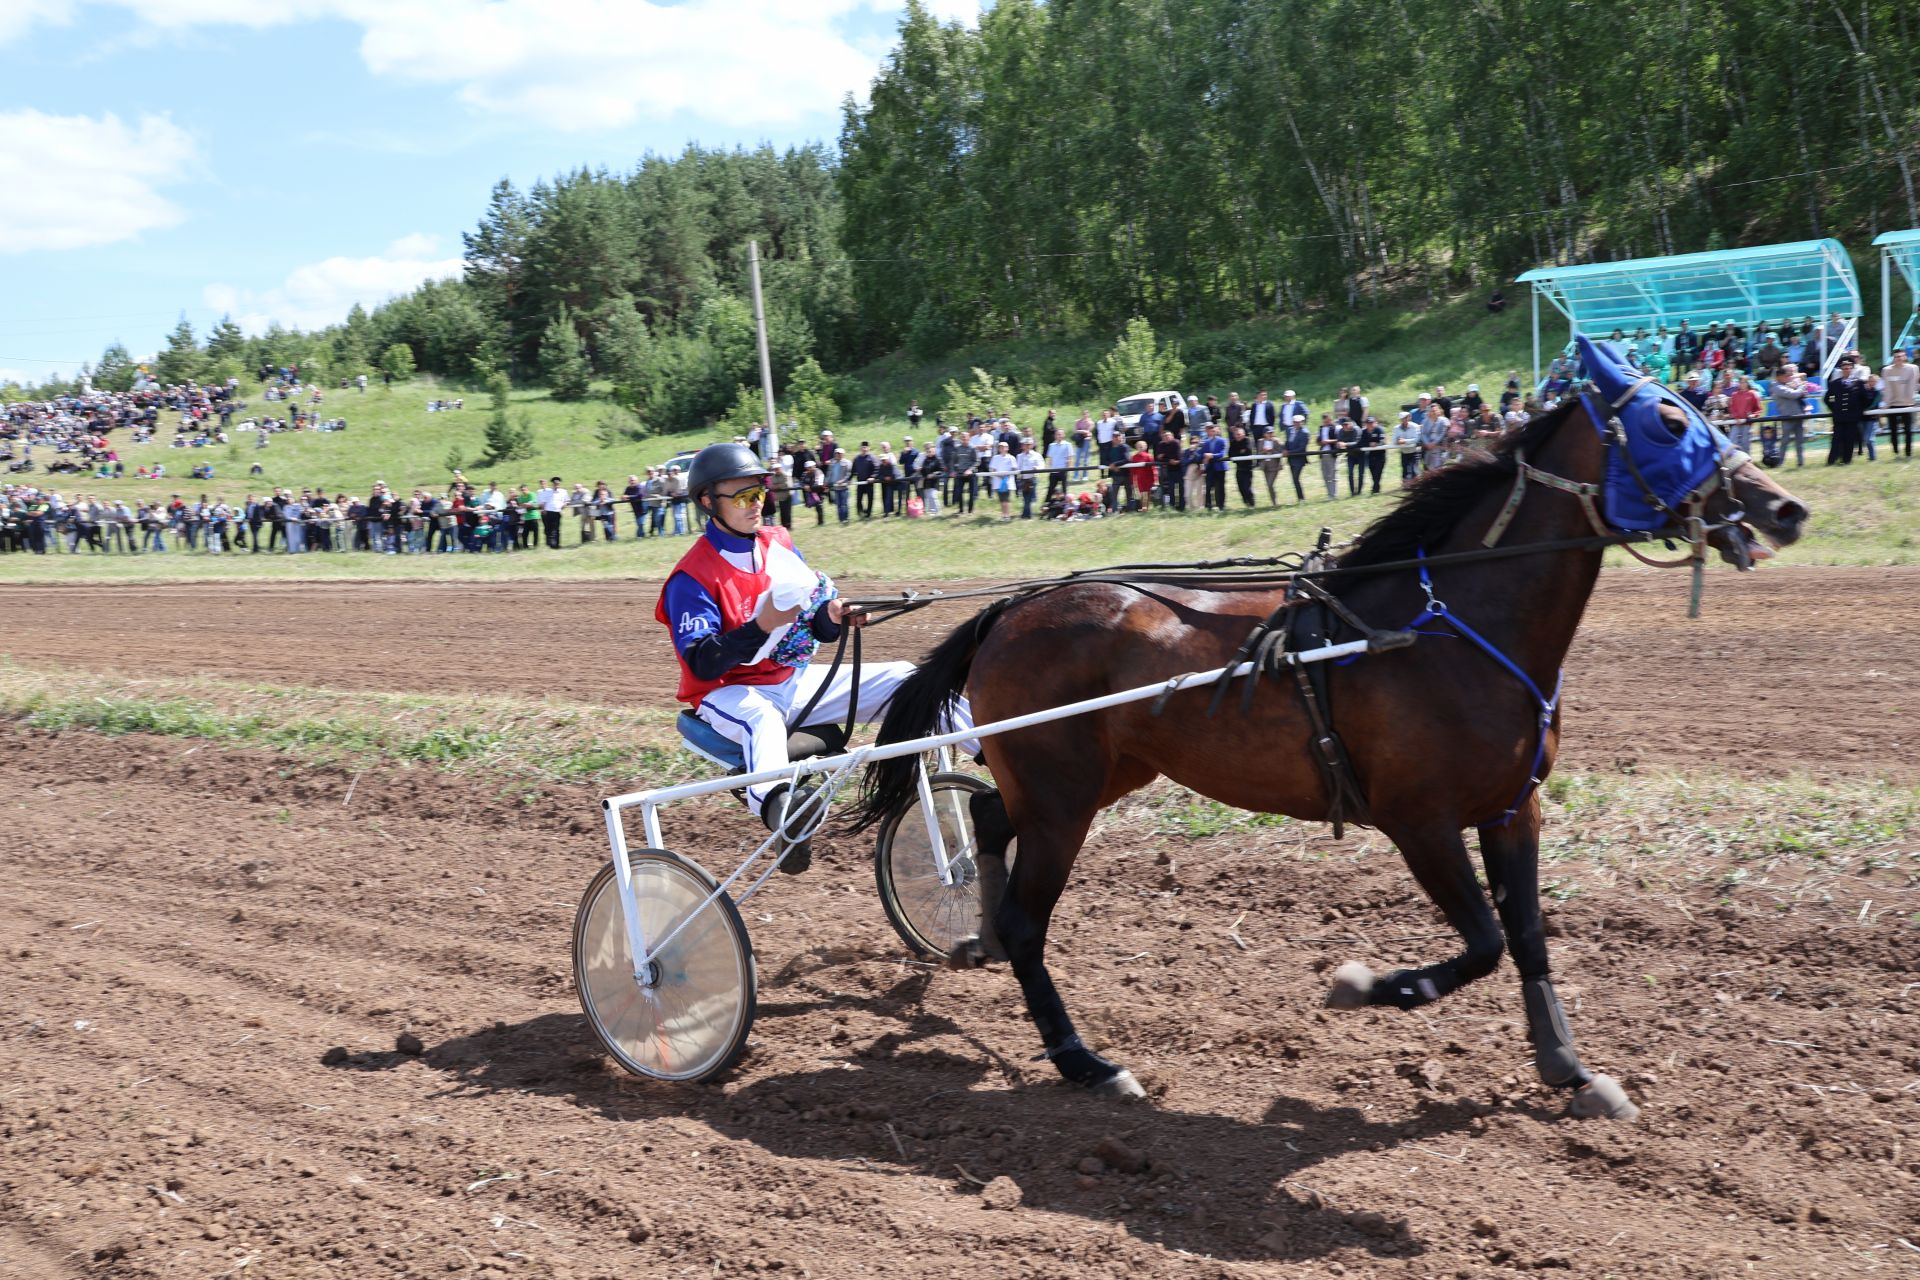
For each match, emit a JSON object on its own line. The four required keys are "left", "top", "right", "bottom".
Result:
{"left": 844, "top": 600, "right": 1008, "bottom": 833}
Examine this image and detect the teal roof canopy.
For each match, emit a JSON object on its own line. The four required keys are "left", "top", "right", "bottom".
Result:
{"left": 1872, "top": 229, "right": 1920, "bottom": 361}
{"left": 1517, "top": 239, "right": 1860, "bottom": 335}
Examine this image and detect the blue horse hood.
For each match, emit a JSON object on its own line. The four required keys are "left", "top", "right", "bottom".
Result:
{"left": 1576, "top": 334, "right": 1732, "bottom": 531}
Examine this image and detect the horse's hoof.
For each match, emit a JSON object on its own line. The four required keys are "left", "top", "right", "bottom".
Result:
{"left": 1325, "top": 962, "right": 1377, "bottom": 1009}
{"left": 945, "top": 936, "right": 996, "bottom": 970}
{"left": 1090, "top": 1069, "right": 1147, "bottom": 1101}
{"left": 1568, "top": 1073, "right": 1639, "bottom": 1122}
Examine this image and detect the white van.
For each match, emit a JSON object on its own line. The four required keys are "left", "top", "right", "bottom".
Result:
{"left": 1114, "top": 391, "right": 1186, "bottom": 434}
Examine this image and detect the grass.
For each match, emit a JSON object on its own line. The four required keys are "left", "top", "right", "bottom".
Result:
{"left": 0, "top": 662, "right": 698, "bottom": 788}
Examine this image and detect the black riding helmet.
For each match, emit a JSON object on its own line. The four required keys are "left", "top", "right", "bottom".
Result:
{"left": 686, "top": 443, "right": 769, "bottom": 508}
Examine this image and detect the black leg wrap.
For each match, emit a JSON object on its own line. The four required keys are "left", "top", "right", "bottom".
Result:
{"left": 1522, "top": 977, "right": 1593, "bottom": 1089}
{"left": 1043, "top": 1035, "right": 1125, "bottom": 1087}
{"left": 1368, "top": 967, "right": 1451, "bottom": 1011}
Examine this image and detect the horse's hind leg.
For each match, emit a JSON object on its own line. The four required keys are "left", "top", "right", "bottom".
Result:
{"left": 1478, "top": 800, "right": 1638, "bottom": 1121}
{"left": 994, "top": 800, "right": 1144, "bottom": 1098}
{"left": 1326, "top": 822, "right": 1504, "bottom": 1011}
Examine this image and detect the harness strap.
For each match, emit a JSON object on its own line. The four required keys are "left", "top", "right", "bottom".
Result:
{"left": 1413, "top": 549, "right": 1562, "bottom": 828}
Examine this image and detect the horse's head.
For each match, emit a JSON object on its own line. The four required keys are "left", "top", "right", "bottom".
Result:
{"left": 1576, "top": 335, "right": 1808, "bottom": 570}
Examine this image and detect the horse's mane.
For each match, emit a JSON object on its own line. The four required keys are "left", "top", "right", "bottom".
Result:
{"left": 1333, "top": 399, "right": 1580, "bottom": 572}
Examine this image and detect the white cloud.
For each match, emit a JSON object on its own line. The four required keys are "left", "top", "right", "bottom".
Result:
{"left": 0, "top": 110, "right": 198, "bottom": 252}
{"left": 204, "top": 234, "right": 462, "bottom": 333}
{"left": 2, "top": 0, "right": 909, "bottom": 131}
{"left": 0, "top": 0, "right": 72, "bottom": 43}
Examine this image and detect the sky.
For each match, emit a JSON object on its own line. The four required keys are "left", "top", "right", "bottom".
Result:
{"left": 0, "top": 0, "right": 979, "bottom": 387}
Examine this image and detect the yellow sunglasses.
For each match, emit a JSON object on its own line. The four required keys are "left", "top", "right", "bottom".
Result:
{"left": 714, "top": 484, "right": 767, "bottom": 510}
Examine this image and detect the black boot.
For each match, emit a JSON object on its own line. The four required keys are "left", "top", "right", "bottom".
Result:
{"left": 761, "top": 784, "right": 821, "bottom": 875}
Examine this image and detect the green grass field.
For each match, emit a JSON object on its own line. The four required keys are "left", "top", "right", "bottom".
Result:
{"left": 8, "top": 295, "right": 1917, "bottom": 581}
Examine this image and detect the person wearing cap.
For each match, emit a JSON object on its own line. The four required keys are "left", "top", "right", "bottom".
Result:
{"left": 1393, "top": 412, "right": 1422, "bottom": 485}
{"left": 658, "top": 443, "right": 976, "bottom": 872}
{"left": 1185, "top": 395, "right": 1212, "bottom": 437}
{"left": 1679, "top": 371, "right": 1709, "bottom": 413}
{"left": 1278, "top": 389, "right": 1308, "bottom": 435}
{"left": 1824, "top": 354, "right": 1871, "bottom": 465}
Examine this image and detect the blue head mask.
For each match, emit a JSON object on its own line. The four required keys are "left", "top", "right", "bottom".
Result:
{"left": 1576, "top": 334, "right": 1734, "bottom": 531}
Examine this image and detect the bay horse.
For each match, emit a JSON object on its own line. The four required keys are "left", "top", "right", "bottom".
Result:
{"left": 850, "top": 356, "right": 1807, "bottom": 1120}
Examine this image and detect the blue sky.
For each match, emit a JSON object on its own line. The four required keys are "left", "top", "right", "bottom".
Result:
{"left": 0, "top": 0, "right": 976, "bottom": 386}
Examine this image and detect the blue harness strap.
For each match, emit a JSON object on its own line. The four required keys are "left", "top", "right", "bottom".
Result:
{"left": 1409, "top": 549, "right": 1562, "bottom": 828}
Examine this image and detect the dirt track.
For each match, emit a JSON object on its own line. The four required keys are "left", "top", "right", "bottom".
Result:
{"left": 2, "top": 567, "right": 1918, "bottom": 1278}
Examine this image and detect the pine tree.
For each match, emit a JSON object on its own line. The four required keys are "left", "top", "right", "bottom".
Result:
{"left": 153, "top": 317, "right": 204, "bottom": 385}
{"left": 206, "top": 315, "right": 246, "bottom": 361}
{"left": 94, "top": 342, "right": 136, "bottom": 393}
{"left": 380, "top": 343, "right": 416, "bottom": 382}
{"left": 539, "top": 305, "right": 591, "bottom": 402}
{"left": 787, "top": 356, "right": 842, "bottom": 435}
{"left": 482, "top": 371, "right": 536, "bottom": 462}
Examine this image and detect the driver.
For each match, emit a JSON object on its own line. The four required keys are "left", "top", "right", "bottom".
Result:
{"left": 657, "top": 443, "right": 977, "bottom": 872}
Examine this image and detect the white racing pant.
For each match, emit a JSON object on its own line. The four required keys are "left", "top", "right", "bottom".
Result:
{"left": 696, "top": 660, "right": 979, "bottom": 816}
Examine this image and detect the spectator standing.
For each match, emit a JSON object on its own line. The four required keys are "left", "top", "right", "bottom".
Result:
{"left": 1015, "top": 439, "right": 1040, "bottom": 518}
{"left": 1394, "top": 413, "right": 1422, "bottom": 485}
{"left": 1071, "top": 410, "right": 1093, "bottom": 479}
{"left": 1360, "top": 416, "right": 1387, "bottom": 494}
{"left": 874, "top": 443, "right": 898, "bottom": 517}
{"left": 1185, "top": 396, "right": 1212, "bottom": 438}
{"left": 1725, "top": 377, "right": 1763, "bottom": 454}
{"left": 1278, "top": 389, "right": 1308, "bottom": 437}
{"left": 1824, "top": 355, "right": 1869, "bottom": 465}
{"left": 1282, "top": 416, "right": 1310, "bottom": 501}
{"left": 827, "top": 449, "right": 851, "bottom": 523}
{"left": 1247, "top": 389, "right": 1277, "bottom": 440}
{"left": 1881, "top": 349, "right": 1917, "bottom": 457}
{"left": 907, "top": 400, "right": 924, "bottom": 434}
{"left": 1255, "top": 430, "right": 1282, "bottom": 504}
{"left": 1227, "top": 425, "right": 1255, "bottom": 507}
{"left": 1317, "top": 414, "right": 1341, "bottom": 498}
{"left": 1154, "top": 429, "right": 1184, "bottom": 510}
{"left": 1045, "top": 432, "right": 1073, "bottom": 504}
{"left": 1201, "top": 423, "right": 1228, "bottom": 511}
{"left": 625, "top": 475, "right": 648, "bottom": 538}
{"left": 1771, "top": 364, "right": 1812, "bottom": 466}
{"left": 852, "top": 444, "right": 877, "bottom": 519}
{"left": 987, "top": 440, "right": 1017, "bottom": 520}
{"left": 1339, "top": 418, "right": 1365, "bottom": 495}
{"left": 1093, "top": 409, "right": 1120, "bottom": 475}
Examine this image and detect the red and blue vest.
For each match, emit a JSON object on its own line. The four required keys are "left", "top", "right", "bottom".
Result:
{"left": 656, "top": 524, "right": 794, "bottom": 708}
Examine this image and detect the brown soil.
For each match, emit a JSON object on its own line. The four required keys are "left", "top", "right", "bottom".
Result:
{"left": 2, "top": 567, "right": 1917, "bottom": 1278}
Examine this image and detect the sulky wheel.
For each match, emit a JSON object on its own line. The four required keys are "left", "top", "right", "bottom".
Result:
{"left": 573, "top": 848, "right": 756, "bottom": 1083}
{"left": 874, "top": 772, "right": 1001, "bottom": 958}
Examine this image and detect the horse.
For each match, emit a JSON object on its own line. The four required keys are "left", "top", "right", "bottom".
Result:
{"left": 850, "top": 344, "right": 1808, "bottom": 1120}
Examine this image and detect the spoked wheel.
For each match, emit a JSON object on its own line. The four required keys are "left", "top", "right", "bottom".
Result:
{"left": 874, "top": 772, "right": 1003, "bottom": 958}
{"left": 573, "top": 848, "right": 756, "bottom": 1083}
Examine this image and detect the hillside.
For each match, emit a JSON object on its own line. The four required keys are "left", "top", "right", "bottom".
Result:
{"left": 78, "top": 295, "right": 1538, "bottom": 511}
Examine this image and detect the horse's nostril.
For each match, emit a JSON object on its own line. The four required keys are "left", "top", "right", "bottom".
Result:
{"left": 1771, "top": 498, "right": 1809, "bottom": 531}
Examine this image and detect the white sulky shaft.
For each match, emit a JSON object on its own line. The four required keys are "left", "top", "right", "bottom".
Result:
{"left": 601, "top": 635, "right": 1372, "bottom": 973}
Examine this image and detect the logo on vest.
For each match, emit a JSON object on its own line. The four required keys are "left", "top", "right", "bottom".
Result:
{"left": 677, "top": 611, "right": 715, "bottom": 637}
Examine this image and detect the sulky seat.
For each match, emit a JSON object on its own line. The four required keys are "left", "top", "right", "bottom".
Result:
{"left": 675, "top": 710, "right": 849, "bottom": 774}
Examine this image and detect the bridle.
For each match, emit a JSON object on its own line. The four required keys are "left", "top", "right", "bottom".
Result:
{"left": 1480, "top": 379, "right": 1751, "bottom": 617}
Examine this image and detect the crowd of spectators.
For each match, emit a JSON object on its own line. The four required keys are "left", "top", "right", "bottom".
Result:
{"left": 3, "top": 320, "right": 1914, "bottom": 554}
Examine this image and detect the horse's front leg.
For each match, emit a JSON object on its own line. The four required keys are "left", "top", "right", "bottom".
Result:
{"left": 996, "top": 818, "right": 1145, "bottom": 1099}
{"left": 1327, "top": 822, "right": 1505, "bottom": 1012}
{"left": 1478, "top": 799, "right": 1638, "bottom": 1120}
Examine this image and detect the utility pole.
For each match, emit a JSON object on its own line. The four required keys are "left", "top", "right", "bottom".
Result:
{"left": 748, "top": 240, "right": 779, "bottom": 462}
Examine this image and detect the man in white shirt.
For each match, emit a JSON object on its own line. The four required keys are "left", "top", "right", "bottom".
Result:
{"left": 1881, "top": 348, "right": 1917, "bottom": 457}
{"left": 1248, "top": 390, "right": 1277, "bottom": 440}
{"left": 538, "top": 475, "right": 568, "bottom": 548}
{"left": 1044, "top": 433, "right": 1074, "bottom": 504}
{"left": 1015, "top": 438, "right": 1041, "bottom": 518}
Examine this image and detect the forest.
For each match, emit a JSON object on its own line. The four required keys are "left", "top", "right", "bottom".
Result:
{"left": 26, "top": 0, "right": 1919, "bottom": 429}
